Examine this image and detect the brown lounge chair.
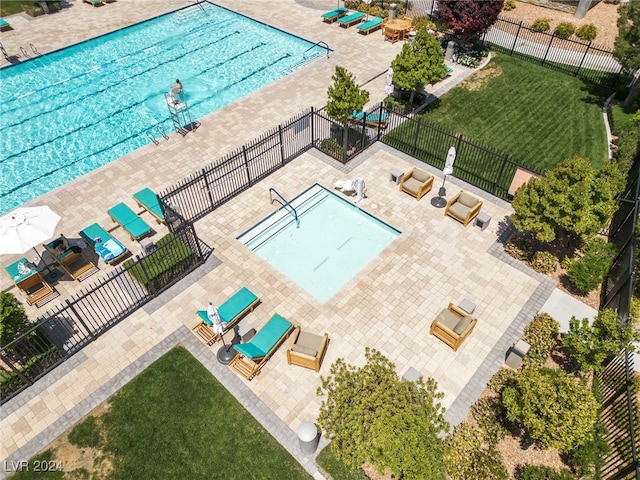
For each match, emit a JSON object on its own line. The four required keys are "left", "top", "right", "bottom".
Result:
{"left": 5, "top": 258, "right": 58, "bottom": 307}
{"left": 43, "top": 235, "right": 98, "bottom": 281}
{"left": 399, "top": 167, "right": 434, "bottom": 201}
{"left": 430, "top": 303, "right": 477, "bottom": 351}
{"left": 286, "top": 327, "right": 329, "bottom": 372}
{"left": 445, "top": 191, "right": 483, "bottom": 227}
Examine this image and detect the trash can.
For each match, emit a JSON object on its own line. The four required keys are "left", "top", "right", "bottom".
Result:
{"left": 408, "top": 30, "right": 416, "bottom": 45}
{"left": 298, "top": 421, "right": 319, "bottom": 454}
{"left": 445, "top": 41, "right": 455, "bottom": 62}
{"left": 389, "top": 3, "right": 397, "bottom": 21}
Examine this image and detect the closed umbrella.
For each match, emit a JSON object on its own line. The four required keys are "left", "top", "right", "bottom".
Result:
{"left": 208, "top": 303, "right": 235, "bottom": 364}
{"left": 431, "top": 146, "right": 457, "bottom": 208}
{"left": 384, "top": 67, "right": 394, "bottom": 96}
{"left": 0, "top": 206, "right": 61, "bottom": 255}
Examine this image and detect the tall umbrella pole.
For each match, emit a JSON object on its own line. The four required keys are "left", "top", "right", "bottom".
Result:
{"left": 431, "top": 146, "right": 456, "bottom": 208}
{"left": 208, "top": 303, "right": 236, "bottom": 364}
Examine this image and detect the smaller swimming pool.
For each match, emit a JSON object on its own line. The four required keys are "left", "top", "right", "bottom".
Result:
{"left": 238, "top": 184, "right": 401, "bottom": 303}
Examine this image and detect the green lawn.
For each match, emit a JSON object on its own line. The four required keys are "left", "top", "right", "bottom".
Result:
{"left": 9, "top": 347, "right": 313, "bottom": 480}
{"left": 419, "top": 52, "right": 610, "bottom": 172}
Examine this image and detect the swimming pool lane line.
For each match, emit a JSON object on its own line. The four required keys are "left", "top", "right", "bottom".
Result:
{"left": 0, "top": 29, "right": 246, "bottom": 138}
{"left": 0, "top": 38, "right": 270, "bottom": 166}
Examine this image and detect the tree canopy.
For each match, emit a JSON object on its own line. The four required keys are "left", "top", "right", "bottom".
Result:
{"left": 511, "top": 156, "right": 624, "bottom": 244}
{"left": 391, "top": 29, "right": 448, "bottom": 104}
{"left": 437, "top": 0, "right": 504, "bottom": 38}
{"left": 563, "top": 308, "right": 640, "bottom": 373}
{"left": 325, "top": 65, "right": 369, "bottom": 124}
{"left": 613, "top": 0, "right": 640, "bottom": 107}
{"left": 0, "top": 292, "right": 30, "bottom": 346}
{"left": 502, "top": 366, "right": 598, "bottom": 452}
{"left": 317, "top": 348, "right": 449, "bottom": 479}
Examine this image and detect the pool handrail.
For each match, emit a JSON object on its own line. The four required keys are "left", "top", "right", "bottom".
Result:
{"left": 304, "top": 40, "right": 330, "bottom": 57}
{"left": 269, "top": 187, "right": 299, "bottom": 227}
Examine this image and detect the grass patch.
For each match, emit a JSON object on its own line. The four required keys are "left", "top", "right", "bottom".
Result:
{"left": 9, "top": 347, "right": 312, "bottom": 480}
{"left": 124, "top": 233, "right": 194, "bottom": 292}
{"left": 610, "top": 104, "right": 639, "bottom": 136}
{"left": 419, "top": 52, "right": 610, "bottom": 172}
{"left": 316, "top": 446, "right": 368, "bottom": 480}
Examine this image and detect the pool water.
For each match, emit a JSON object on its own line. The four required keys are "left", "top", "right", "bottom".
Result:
{"left": 0, "top": 2, "right": 326, "bottom": 215}
{"left": 238, "top": 185, "right": 401, "bottom": 303}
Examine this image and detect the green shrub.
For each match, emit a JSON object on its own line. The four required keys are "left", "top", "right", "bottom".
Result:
{"left": 522, "top": 313, "right": 559, "bottom": 367}
{"left": 530, "top": 251, "right": 557, "bottom": 274}
{"left": 504, "top": 234, "right": 534, "bottom": 262}
{"left": 503, "top": 367, "right": 598, "bottom": 451}
{"left": 413, "top": 15, "right": 437, "bottom": 31}
{"left": 575, "top": 23, "right": 597, "bottom": 41}
{"left": 369, "top": 5, "right": 383, "bottom": 18}
{"left": 521, "top": 465, "right": 574, "bottom": 480}
{"left": 503, "top": 0, "right": 516, "bottom": 10}
{"left": 567, "top": 237, "right": 616, "bottom": 293}
{"left": 488, "top": 367, "right": 518, "bottom": 393}
{"left": 554, "top": 22, "right": 576, "bottom": 39}
{"left": 444, "top": 423, "right": 508, "bottom": 480}
{"left": 0, "top": 292, "right": 30, "bottom": 346}
{"left": 570, "top": 419, "right": 610, "bottom": 478}
{"left": 470, "top": 396, "right": 509, "bottom": 440}
{"left": 532, "top": 18, "right": 551, "bottom": 32}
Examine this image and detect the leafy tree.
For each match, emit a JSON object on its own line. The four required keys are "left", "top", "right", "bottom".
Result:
{"left": 391, "top": 29, "right": 449, "bottom": 105}
{"left": 437, "top": 0, "right": 504, "bottom": 40}
{"left": 317, "top": 348, "right": 449, "bottom": 479}
{"left": 522, "top": 312, "right": 559, "bottom": 367}
{"left": 326, "top": 65, "right": 369, "bottom": 124}
{"left": 445, "top": 423, "right": 508, "bottom": 480}
{"left": 613, "top": 0, "right": 640, "bottom": 107}
{"left": 0, "top": 292, "right": 30, "bottom": 346}
{"left": 566, "top": 236, "right": 617, "bottom": 293}
{"left": 502, "top": 366, "right": 598, "bottom": 452}
{"left": 563, "top": 308, "right": 640, "bottom": 373}
{"left": 511, "top": 156, "right": 624, "bottom": 244}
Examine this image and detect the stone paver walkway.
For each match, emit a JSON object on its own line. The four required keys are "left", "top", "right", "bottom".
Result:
{"left": 0, "top": 1, "right": 593, "bottom": 478}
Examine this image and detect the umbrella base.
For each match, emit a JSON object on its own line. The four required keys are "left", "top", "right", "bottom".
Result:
{"left": 431, "top": 196, "right": 447, "bottom": 208}
{"left": 44, "top": 268, "right": 62, "bottom": 283}
{"left": 217, "top": 345, "right": 237, "bottom": 365}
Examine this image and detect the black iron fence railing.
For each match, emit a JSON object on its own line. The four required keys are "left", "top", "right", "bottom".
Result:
{"left": 1, "top": 224, "right": 207, "bottom": 404}
{"left": 483, "top": 16, "right": 633, "bottom": 90}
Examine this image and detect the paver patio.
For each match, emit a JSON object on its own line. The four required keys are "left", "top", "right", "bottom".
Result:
{"left": 1, "top": 0, "right": 561, "bottom": 477}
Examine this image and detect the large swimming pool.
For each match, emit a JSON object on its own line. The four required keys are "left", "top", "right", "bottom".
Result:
{"left": 238, "top": 185, "right": 401, "bottom": 303}
{"left": 0, "top": 2, "right": 326, "bottom": 215}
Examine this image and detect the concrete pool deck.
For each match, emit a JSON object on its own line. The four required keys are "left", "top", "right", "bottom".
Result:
{"left": 0, "top": 0, "right": 584, "bottom": 477}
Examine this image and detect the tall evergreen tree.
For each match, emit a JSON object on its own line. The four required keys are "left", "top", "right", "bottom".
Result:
{"left": 391, "top": 29, "right": 448, "bottom": 105}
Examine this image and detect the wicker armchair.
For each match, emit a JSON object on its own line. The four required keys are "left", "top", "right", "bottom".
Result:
{"left": 430, "top": 303, "right": 477, "bottom": 351}
{"left": 286, "top": 327, "right": 329, "bottom": 372}
{"left": 399, "top": 167, "right": 434, "bottom": 200}
{"left": 444, "top": 191, "right": 483, "bottom": 227}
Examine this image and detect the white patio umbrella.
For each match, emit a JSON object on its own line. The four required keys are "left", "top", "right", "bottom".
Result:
{"left": 431, "top": 146, "right": 457, "bottom": 208}
{"left": 384, "top": 67, "right": 394, "bottom": 96}
{"left": 0, "top": 206, "right": 61, "bottom": 256}
{"left": 208, "top": 303, "right": 235, "bottom": 364}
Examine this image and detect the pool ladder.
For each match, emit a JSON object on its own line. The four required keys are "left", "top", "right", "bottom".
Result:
{"left": 269, "top": 188, "right": 299, "bottom": 227}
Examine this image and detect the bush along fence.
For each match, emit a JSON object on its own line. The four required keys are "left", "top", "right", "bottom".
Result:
{"left": 482, "top": 16, "right": 633, "bottom": 90}
{"left": 599, "top": 153, "right": 640, "bottom": 480}
{"left": 158, "top": 107, "right": 378, "bottom": 225}
{"left": 1, "top": 224, "right": 208, "bottom": 404}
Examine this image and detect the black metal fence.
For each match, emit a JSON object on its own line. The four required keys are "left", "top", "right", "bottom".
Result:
{"left": 599, "top": 152, "right": 640, "bottom": 479}
{"left": 1, "top": 224, "right": 207, "bottom": 404}
{"left": 482, "top": 16, "right": 632, "bottom": 90}
{"left": 380, "top": 106, "right": 535, "bottom": 200}
{"left": 159, "top": 107, "right": 377, "bottom": 225}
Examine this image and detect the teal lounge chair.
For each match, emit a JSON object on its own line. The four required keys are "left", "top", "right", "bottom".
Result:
{"left": 321, "top": 7, "right": 348, "bottom": 23}
{"left": 5, "top": 258, "right": 58, "bottom": 306}
{"left": 229, "top": 314, "right": 294, "bottom": 380}
{"left": 0, "top": 18, "right": 11, "bottom": 32}
{"left": 357, "top": 17, "right": 383, "bottom": 35}
{"left": 133, "top": 187, "right": 165, "bottom": 224}
{"left": 107, "top": 203, "right": 152, "bottom": 241}
{"left": 350, "top": 109, "right": 389, "bottom": 128}
{"left": 338, "top": 11, "right": 365, "bottom": 28}
{"left": 80, "top": 223, "right": 129, "bottom": 265}
{"left": 193, "top": 287, "right": 260, "bottom": 345}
